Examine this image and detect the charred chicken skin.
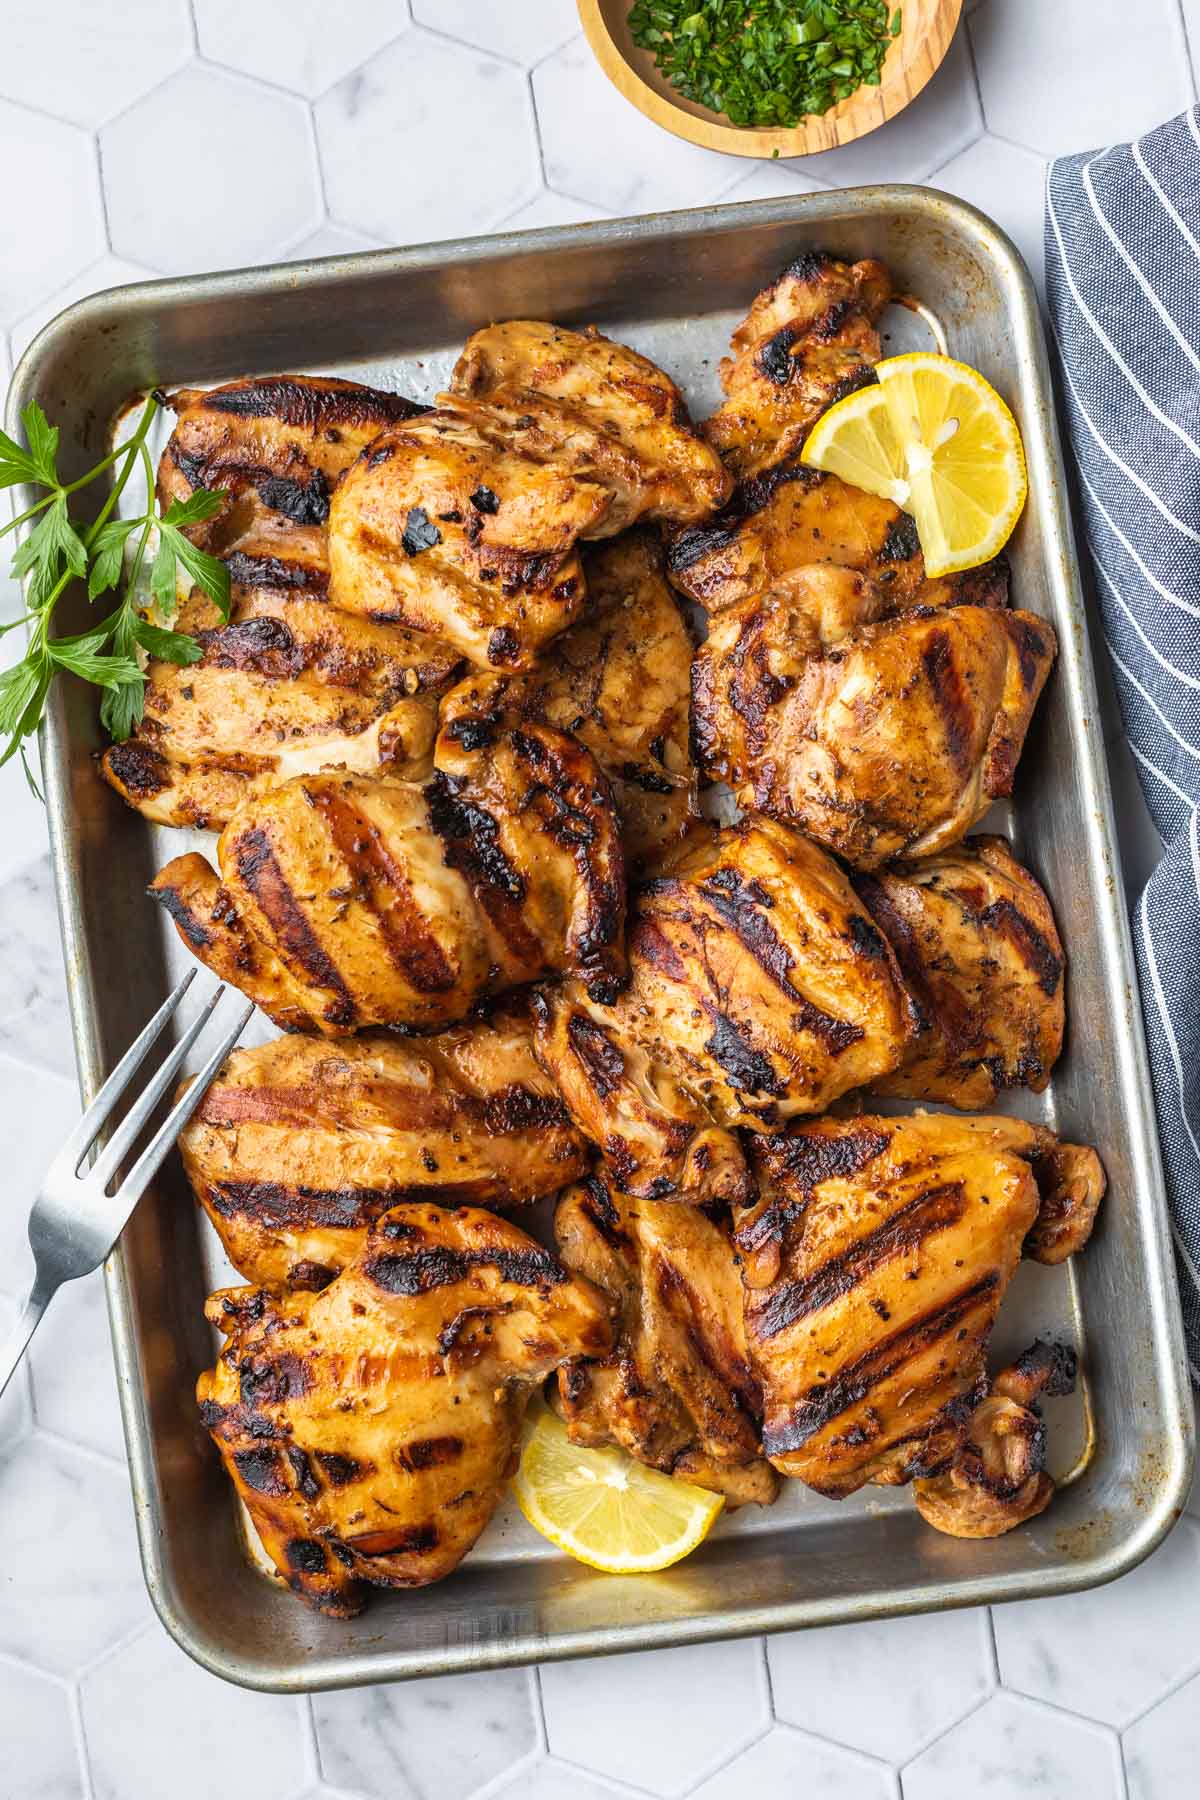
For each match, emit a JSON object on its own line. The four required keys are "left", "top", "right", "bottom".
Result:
{"left": 913, "top": 1340, "right": 1078, "bottom": 1538}
{"left": 151, "top": 713, "right": 627, "bottom": 1034}
{"left": 695, "top": 599, "right": 1056, "bottom": 868}
{"left": 438, "top": 532, "right": 697, "bottom": 870}
{"left": 178, "top": 1015, "right": 589, "bottom": 1289}
{"left": 100, "top": 536, "right": 462, "bottom": 830}
{"left": 702, "top": 252, "right": 892, "bottom": 482}
{"left": 447, "top": 319, "right": 730, "bottom": 531}
{"left": 855, "top": 835, "right": 1066, "bottom": 1108}
{"left": 735, "top": 1113, "right": 1102, "bottom": 1498}
{"left": 197, "top": 1202, "right": 613, "bottom": 1614}
{"left": 554, "top": 1172, "right": 779, "bottom": 1505}
{"left": 534, "top": 818, "right": 917, "bottom": 1200}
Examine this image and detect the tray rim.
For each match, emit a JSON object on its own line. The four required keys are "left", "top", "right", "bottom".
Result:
{"left": 8, "top": 183, "right": 1194, "bottom": 1692}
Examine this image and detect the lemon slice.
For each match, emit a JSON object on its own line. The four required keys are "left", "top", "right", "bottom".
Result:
{"left": 512, "top": 1406, "right": 724, "bottom": 1574}
{"left": 801, "top": 351, "right": 1028, "bottom": 577}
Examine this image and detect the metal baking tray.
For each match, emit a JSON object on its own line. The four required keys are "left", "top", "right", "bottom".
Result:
{"left": 8, "top": 186, "right": 1193, "bottom": 1693}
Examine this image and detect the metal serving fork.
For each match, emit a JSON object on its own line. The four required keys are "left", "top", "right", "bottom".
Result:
{"left": 0, "top": 970, "right": 254, "bottom": 1401}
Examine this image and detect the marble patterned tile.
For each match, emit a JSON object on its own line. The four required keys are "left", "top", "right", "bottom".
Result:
{"left": 0, "top": 1659, "right": 80, "bottom": 1800}
{"left": 717, "top": 161, "right": 831, "bottom": 206}
{"left": 0, "top": 1052, "right": 78, "bottom": 1301}
{"left": 532, "top": 37, "right": 746, "bottom": 215}
{"left": 413, "top": 0, "right": 580, "bottom": 67}
{"left": 28, "top": 1269, "right": 125, "bottom": 1462}
{"left": 541, "top": 1638, "right": 767, "bottom": 1795}
{"left": 1124, "top": 1667, "right": 1200, "bottom": 1800}
{"left": 0, "top": 1432, "right": 148, "bottom": 1673}
{"left": 769, "top": 1607, "right": 992, "bottom": 1763}
{"left": 0, "top": 100, "right": 105, "bottom": 326}
{"left": 0, "top": 0, "right": 190, "bottom": 128}
{"left": 101, "top": 65, "right": 322, "bottom": 275}
{"left": 501, "top": 190, "right": 612, "bottom": 231}
{"left": 313, "top": 1666, "right": 536, "bottom": 1799}
{"left": 971, "top": 0, "right": 1193, "bottom": 158}
{"left": 81, "top": 1625, "right": 308, "bottom": 1800}
{"left": 8, "top": 253, "right": 157, "bottom": 368}
{"left": 492, "top": 1762, "right": 626, "bottom": 1800}
{"left": 0, "top": 592, "right": 53, "bottom": 890}
{"left": 993, "top": 1514, "right": 1200, "bottom": 1726}
{"left": 0, "top": 861, "right": 76, "bottom": 1079}
{"left": 903, "top": 1692, "right": 1123, "bottom": 1800}
{"left": 800, "top": 31, "right": 982, "bottom": 186}
{"left": 691, "top": 1727, "right": 894, "bottom": 1799}
{"left": 0, "top": 1289, "right": 34, "bottom": 1447}
{"left": 929, "top": 136, "right": 1048, "bottom": 294}
{"left": 316, "top": 34, "right": 541, "bottom": 245}
{"left": 283, "top": 224, "right": 388, "bottom": 262}
{"left": 195, "top": 0, "right": 408, "bottom": 100}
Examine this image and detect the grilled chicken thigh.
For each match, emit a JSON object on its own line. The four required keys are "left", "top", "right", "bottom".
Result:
{"left": 198, "top": 1203, "right": 613, "bottom": 1614}
{"left": 158, "top": 375, "right": 428, "bottom": 551}
{"left": 702, "top": 252, "right": 891, "bottom": 482}
{"left": 101, "top": 538, "right": 461, "bottom": 829}
{"left": 554, "top": 1172, "right": 779, "bottom": 1505}
{"left": 736, "top": 1114, "right": 1103, "bottom": 1497}
{"left": 151, "top": 714, "right": 627, "bottom": 1034}
{"left": 448, "top": 319, "right": 730, "bottom": 531}
{"left": 438, "top": 533, "right": 696, "bottom": 869}
{"left": 856, "top": 836, "right": 1066, "bottom": 1108}
{"left": 534, "top": 819, "right": 917, "bottom": 1198}
{"left": 695, "top": 601, "right": 1056, "bottom": 868}
{"left": 913, "top": 1340, "right": 1078, "bottom": 1538}
{"left": 179, "top": 1015, "right": 589, "bottom": 1289}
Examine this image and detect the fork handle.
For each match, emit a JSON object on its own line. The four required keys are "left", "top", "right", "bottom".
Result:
{"left": 0, "top": 1282, "right": 55, "bottom": 1404}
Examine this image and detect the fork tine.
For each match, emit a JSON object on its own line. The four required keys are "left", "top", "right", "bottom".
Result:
{"left": 112, "top": 1000, "right": 256, "bottom": 1212}
{"left": 86, "top": 982, "right": 228, "bottom": 1193}
{"left": 51, "top": 969, "right": 197, "bottom": 1178}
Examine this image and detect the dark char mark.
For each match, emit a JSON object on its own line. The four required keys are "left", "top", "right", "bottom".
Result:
{"left": 365, "top": 1243, "right": 568, "bottom": 1295}
{"left": 233, "top": 826, "right": 355, "bottom": 1023}
{"left": 921, "top": 629, "right": 976, "bottom": 774}
{"left": 198, "top": 377, "right": 427, "bottom": 431}
{"left": 977, "top": 896, "right": 1063, "bottom": 998}
{"left": 105, "top": 741, "right": 169, "bottom": 800}
{"left": 704, "top": 1008, "right": 783, "bottom": 1097}
{"left": 426, "top": 773, "right": 525, "bottom": 903}
{"left": 224, "top": 550, "right": 330, "bottom": 595}
{"left": 566, "top": 1012, "right": 625, "bottom": 1099}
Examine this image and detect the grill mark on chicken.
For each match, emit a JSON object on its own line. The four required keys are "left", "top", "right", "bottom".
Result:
{"left": 760, "top": 1274, "right": 1000, "bottom": 1454}
{"left": 424, "top": 773, "right": 544, "bottom": 972}
{"left": 566, "top": 1012, "right": 625, "bottom": 1099}
{"left": 150, "top": 878, "right": 215, "bottom": 949}
{"left": 736, "top": 1125, "right": 892, "bottom": 1253}
{"left": 703, "top": 1006, "right": 784, "bottom": 1096}
{"left": 193, "top": 1077, "right": 572, "bottom": 1136}
{"left": 976, "top": 896, "right": 1063, "bottom": 998}
{"left": 921, "top": 628, "right": 976, "bottom": 774}
{"left": 198, "top": 377, "right": 428, "bottom": 431}
{"left": 351, "top": 1523, "right": 440, "bottom": 1557}
{"left": 754, "top": 1181, "right": 968, "bottom": 1338}
{"left": 105, "top": 740, "right": 170, "bottom": 800}
{"left": 232, "top": 826, "right": 355, "bottom": 1023}
{"left": 223, "top": 550, "right": 330, "bottom": 594}
{"left": 394, "top": 1436, "right": 464, "bottom": 1472}
{"left": 853, "top": 874, "right": 935, "bottom": 1033}
{"left": 365, "top": 1243, "right": 568, "bottom": 1296}
{"left": 666, "top": 460, "right": 823, "bottom": 575}
{"left": 208, "top": 1176, "right": 546, "bottom": 1226}
{"left": 232, "top": 1448, "right": 288, "bottom": 1494}
{"left": 308, "top": 786, "right": 459, "bottom": 995}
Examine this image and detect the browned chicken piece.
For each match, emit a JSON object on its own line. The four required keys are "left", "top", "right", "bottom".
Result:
{"left": 438, "top": 533, "right": 696, "bottom": 870}
{"left": 554, "top": 1172, "right": 779, "bottom": 1505}
{"left": 158, "top": 374, "right": 428, "bottom": 551}
{"left": 447, "top": 319, "right": 731, "bottom": 531}
{"left": 913, "top": 1341, "right": 1078, "bottom": 1538}
{"left": 178, "top": 1014, "right": 589, "bottom": 1289}
{"left": 100, "top": 539, "right": 462, "bottom": 830}
{"left": 695, "top": 601, "right": 1056, "bottom": 869}
{"left": 197, "top": 1202, "right": 613, "bottom": 1614}
{"left": 327, "top": 407, "right": 608, "bottom": 670}
{"left": 667, "top": 462, "right": 1009, "bottom": 617}
{"left": 736, "top": 1114, "right": 1102, "bottom": 1498}
{"left": 854, "top": 835, "right": 1066, "bottom": 1109}
{"left": 534, "top": 819, "right": 917, "bottom": 1198}
{"left": 151, "top": 714, "right": 627, "bottom": 1035}
{"left": 1021, "top": 1137, "right": 1106, "bottom": 1264}
{"left": 702, "top": 252, "right": 892, "bottom": 482}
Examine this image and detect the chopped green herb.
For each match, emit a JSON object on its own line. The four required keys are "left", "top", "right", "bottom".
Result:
{"left": 0, "top": 395, "right": 230, "bottom": 785}
{"left": 628, "top": 0, "right": 902, "bottom": 129}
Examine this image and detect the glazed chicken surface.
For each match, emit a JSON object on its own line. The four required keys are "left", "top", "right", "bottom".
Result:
{"left": 178, "top": 1014, "right": 589, "bottom": 1290}
{"left": 702, "top": 252, "right": 891, "bottom": 482}
{"left": 534, "top": 818, "right": 917, "bottom": 1200}
{"left": 197, "top": 1202, "right": 613, "bottom": 1614}
{"left": 448, "top": 319, "right": 730, "bottom": 531}
{"left": 437, "top": 532, "right": 697, "bottom": 869}
{"left": 913, "top": 1340, "right": 1078, "bottom": 1538}
{"left": 735, "top": 1113, "right": 1102, "bottom": 1498}
{"left": 151, "top": 713, "right": 626, "bottom": 1035}
{"left": 855, "top": 835, "right": 1066, "bottom": 1108}
{"left": 554, "top": 1172, "right": 778, "bottom": 1505}
{"left": 695, "top": 599, "right": 1057, "bottom": 868}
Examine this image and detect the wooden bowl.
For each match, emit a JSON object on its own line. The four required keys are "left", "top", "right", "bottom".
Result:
{"left": 577, "top": 0, "right": 962, "bottom": 159}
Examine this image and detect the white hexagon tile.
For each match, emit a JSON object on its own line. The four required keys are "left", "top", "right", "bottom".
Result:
{"left": 1, "top": 2, "right": 1199, "bottom": 1796}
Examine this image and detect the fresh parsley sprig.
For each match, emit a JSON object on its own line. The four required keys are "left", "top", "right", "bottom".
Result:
{"left": 0, "top": 395, "right": 231, "bottom": 789}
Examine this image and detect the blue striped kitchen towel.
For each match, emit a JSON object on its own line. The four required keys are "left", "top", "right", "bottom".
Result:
{"left": 1046, "top": 106, "right": 1200, "bottom": 1381}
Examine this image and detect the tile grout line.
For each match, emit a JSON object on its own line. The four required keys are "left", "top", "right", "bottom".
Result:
{"left": 1167, "top": 0, "right": 1200, "bottom": 105}
{"left": 67, "top": 1671, "right": 97, "bottom": 1800}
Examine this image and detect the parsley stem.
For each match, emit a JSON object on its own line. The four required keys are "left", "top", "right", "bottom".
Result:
{"left": 0, "top": 393, "right": 160, "bottom": 544}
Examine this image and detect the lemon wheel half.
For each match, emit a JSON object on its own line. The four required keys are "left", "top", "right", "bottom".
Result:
{"left": 512, "top": 1406, "right": 724, "bottom": 1574}
{"left": 802, "top": 351, "right": 1028, "bottom": 577}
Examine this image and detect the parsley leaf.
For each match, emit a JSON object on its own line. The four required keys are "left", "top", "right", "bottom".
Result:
{"left": 132, "top": 616, "right": 205, "bottom": 665}
{"left": 159, "top": 519, "right": 231, "bottom": 618}
{"left": 11, "top": 496, "right": 88, "bottom": 609}
{"left": 87, "top": 518, "right": 138, "bottom": 600}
